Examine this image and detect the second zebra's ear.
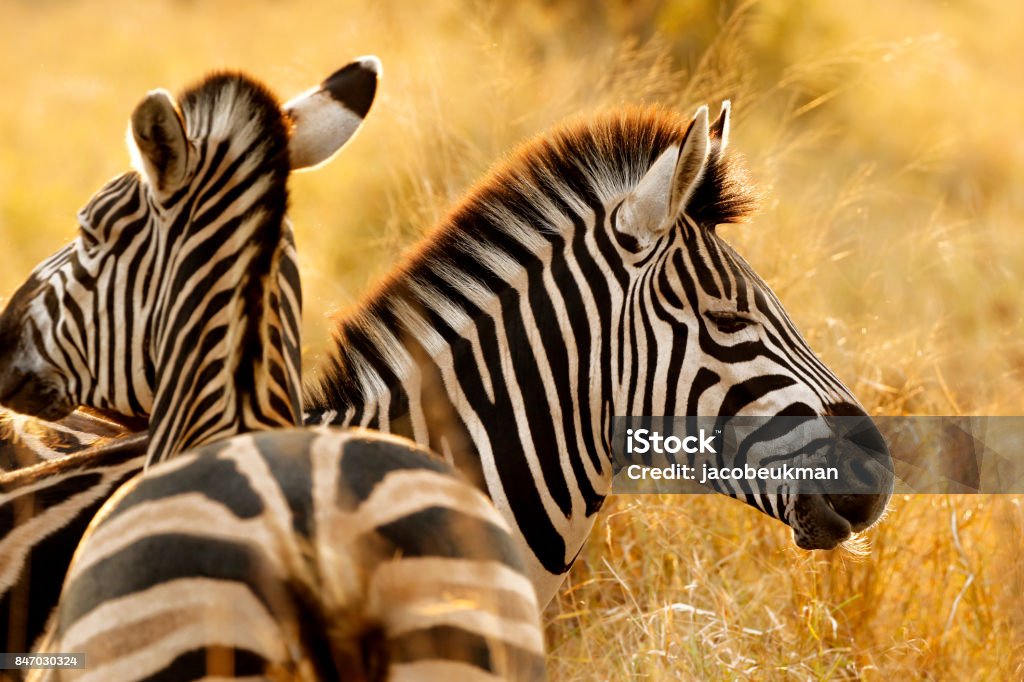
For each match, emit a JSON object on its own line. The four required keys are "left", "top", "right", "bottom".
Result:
{"left": 710, "top": 100, "right": 730, "bottom": 152}
{"left": 284, "top": 56, "right": 381, "bottom": 171}
{"left": 130, "top": 89, "right": 189, "bottom": 193}
{"left": 623, "top": 105, "right": 711, "bottom": 236}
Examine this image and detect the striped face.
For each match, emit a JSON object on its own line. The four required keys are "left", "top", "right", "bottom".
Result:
{"left": 0, "top": 173, "right": 154, "bottom": 421}
{"left": 614, "top": 104, "right": 893, "bottom": 549}
{"left": 0, "top": 59, "right": 379, "bottom": 428}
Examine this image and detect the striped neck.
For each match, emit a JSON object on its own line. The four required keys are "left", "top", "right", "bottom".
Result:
{"left": 142, "top": 76, "right": 301, "bottom": 466}
{"left": 318, "top": 213, "right": 617, "bottom": 478}
{"left": 145, "top": 227, "right": 302, "bottom": 465}
{"left": 308, "top": 116, "right": 671, "bottom": 526}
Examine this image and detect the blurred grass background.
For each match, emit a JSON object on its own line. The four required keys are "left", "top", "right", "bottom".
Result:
{"left": 2, "top": 0, "right": 1023, "bottom": 678}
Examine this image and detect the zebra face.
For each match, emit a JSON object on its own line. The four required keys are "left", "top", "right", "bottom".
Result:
{"left": 0, "top": 58, "right": 380, "bottom": 423}
{"left": 0, "top": 244, "right": 86, "bottom": 420}
{"left": 615, "top": 103, "right": 893, "bottom": 549}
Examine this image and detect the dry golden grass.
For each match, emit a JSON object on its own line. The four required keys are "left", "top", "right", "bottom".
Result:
{"left": 1, "top": 0, "right": 1022, "bottom": 678}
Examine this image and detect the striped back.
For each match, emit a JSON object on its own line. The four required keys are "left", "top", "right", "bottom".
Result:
{"left": 43, "top": 429, "right": 545, "bottom": 681}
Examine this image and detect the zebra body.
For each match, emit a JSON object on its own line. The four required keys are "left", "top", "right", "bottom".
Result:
{"left": 2, "top": 62, "right": 544, "bottom": 680}
{"left": 1, "top": 97, "right": 893, "bottom": 618}
{"left": 36, "top": 430, "right": 543, "bottom": 681}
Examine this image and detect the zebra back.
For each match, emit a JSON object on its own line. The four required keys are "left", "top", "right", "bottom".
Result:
{"left": 36, "top": 430, "right": 544, "bottom": 681}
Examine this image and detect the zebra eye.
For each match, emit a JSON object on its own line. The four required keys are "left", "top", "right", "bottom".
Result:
{"left": 78, "top": 227, "right": 98, "bottom": 247}
{"left": 706, "top": 311, "right": 753, "bottom": 334}
{"left": 77, "top": 216, "right": 100, "bottom": 249}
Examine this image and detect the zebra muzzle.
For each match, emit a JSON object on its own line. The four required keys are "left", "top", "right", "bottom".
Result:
{"left": 791, "top": 493, "right": 855, "bottom": 550}
{"left": 0, "top": 367, "right": 72, "bottom": 421}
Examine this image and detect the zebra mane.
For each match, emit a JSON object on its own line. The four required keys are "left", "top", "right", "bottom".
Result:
{"left": 369, "top": 106, "right": 759, "bottom": 293}
{"left": 124, "top": 71, "right": 290, "bottom": 196}
{"left": 476, "top": 105, "right": 759, "bottom": 228}
{"left": 175, "top": 71, "right": 289, "bottom": 160}
{"left": 308, "top": 106, "right": 759, "bottom": 409}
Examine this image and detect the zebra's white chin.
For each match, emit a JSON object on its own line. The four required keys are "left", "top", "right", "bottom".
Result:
{"left": 790, "top": 493, "right": 857, "bottom": 550}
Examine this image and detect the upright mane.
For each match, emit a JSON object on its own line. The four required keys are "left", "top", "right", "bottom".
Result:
{"left": 310, "top": 105, "right": 759, "bottom": 409}
{"left": 177, "top": 72, "right": 289, "bottom": 159}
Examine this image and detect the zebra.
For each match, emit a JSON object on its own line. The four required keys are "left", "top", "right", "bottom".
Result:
{"left": 8, "top": 64, "right": 543, "bottom": 680}
{"left": 0, "top": 99, "right": 895, "bottom": 612}
{"left": 0, "top": 57, "right": 382, "bottom": 652}
{"left": 303, "top": 101, "right": 895, "bottom": 600}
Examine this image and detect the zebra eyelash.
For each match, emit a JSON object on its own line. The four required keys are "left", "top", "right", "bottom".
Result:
{"left": 77, "top": 231, "right": 99, "bottom": 252}
{"left": 76, "top": 216, "right": 100, "bottom": 249}
{"left": 705, "top": 310, "right": 754, "bottom": 334}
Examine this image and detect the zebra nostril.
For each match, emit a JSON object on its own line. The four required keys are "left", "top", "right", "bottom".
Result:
{"left": 840, "top": 424, "right": 891, "bottom": 494}
{"left": 848, "top": 458, "right": 877, "bottom": 487}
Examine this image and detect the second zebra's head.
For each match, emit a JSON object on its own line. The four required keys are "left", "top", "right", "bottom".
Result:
{"left": 608, "top": 103, "right": 893, "bottom": 550}
{"left": 0, "top": 58, "right": 379, "bottom": 423}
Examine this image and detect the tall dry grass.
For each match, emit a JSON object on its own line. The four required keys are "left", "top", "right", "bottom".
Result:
{"left": 1, "top": 0, "right": 1022, "bottom": 678}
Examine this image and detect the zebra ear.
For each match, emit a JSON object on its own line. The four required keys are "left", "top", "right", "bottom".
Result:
{"left": 130, "top": 90, "right": 189, "bottom": 193}
{"left": 668, "top": 105, "right": 711, "bottom": 218}
{"left": 284, "top": 56, "right": 381, "bottom": 171}
{"left": 626, "top": 105, "right": 711, "bottom": 235}
{"left": 710, "top": 100, "right": 730, "bottom": 151}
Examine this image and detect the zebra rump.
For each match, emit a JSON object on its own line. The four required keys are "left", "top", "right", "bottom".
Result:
{"left": 34, "top": 429, "right": 544, "bottom": 681}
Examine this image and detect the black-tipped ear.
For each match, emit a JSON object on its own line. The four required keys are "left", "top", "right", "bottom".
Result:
{"left": 321, "top": 56, "right": 379, "bottom": 119}
{"left": 710, "top": 100, "right": 731, "bottom": 151}
{"left": 130, "top": 90, "right": 189, "bottom": 193}
{"left": 284, "top": 56, "right": 381, "bottom": 170}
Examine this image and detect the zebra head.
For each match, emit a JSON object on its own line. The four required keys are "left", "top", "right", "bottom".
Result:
{"left": 612, "top": 103, "right": 893, "bottom": 550}
{"left": 0, "top": 58, "right": 379, "bottom": 429}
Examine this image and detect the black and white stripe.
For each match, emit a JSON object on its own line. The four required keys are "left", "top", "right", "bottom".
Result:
{"left": 35, "top": 429, "right": 543, "bottom": 681}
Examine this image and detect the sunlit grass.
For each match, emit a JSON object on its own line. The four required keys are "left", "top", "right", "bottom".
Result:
{"left": 1, "top": 0, "right": 1022, "bottom": 678}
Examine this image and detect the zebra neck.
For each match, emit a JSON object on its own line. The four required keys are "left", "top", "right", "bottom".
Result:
{"left": 144, "top": 230, "right": 302, "bottom": 466}
{"left": 315, "top": 230, "right": 615, "bottom": 518}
